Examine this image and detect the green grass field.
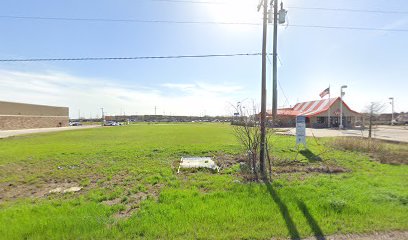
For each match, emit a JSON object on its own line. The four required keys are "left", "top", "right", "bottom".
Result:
{"left": 0, "top": 123, "right": 407, "bottom": 239}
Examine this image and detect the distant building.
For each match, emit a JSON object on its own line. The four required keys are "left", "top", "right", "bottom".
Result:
{"left": 0, "top": 101, "right": 69, "bottom": 130}
{"left": 268, "top": 97, "right": 360, "bottom": 128}
{"left": 396, "top": 113, "right": 408, "bottom": 124}
{"left": 104, "top": 114, "right": 233, "bottom": 123}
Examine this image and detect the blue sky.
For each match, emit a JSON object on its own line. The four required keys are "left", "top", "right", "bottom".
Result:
{"left": 0, "top": 0, "right": 407, "bottom": 117}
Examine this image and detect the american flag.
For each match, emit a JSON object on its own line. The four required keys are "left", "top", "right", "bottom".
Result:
{"left": 319, "top": 87, "right": 330, "bottom": 98}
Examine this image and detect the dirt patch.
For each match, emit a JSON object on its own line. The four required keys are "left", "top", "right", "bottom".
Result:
{"left": 0, "top": 180, "right": 84, "bottom": 203}
{"left": 300, "top": 230, "right": 408, "bottom": 240}
{"left": 214, "top": 152, "right": 348, "bottom": 178}
{"left": 273, "top": 164, "right": 348, "bottom": 174}
{"left": 102, "top": 198, "right": 122, "bottom": 206}
{"left": 110, "top": 184, "right": 163, "bottom": 219}
{"left": 0, "top": 159, "right": 104, "bottom": 203}
{"left": 372, "top": 151, "right": 408, "bottom": 165}
{"left": 0, "top": 165, "right": 165, "bottom": 219}
{"left": 212, "top": 152, "right": 248, "bottom": 169}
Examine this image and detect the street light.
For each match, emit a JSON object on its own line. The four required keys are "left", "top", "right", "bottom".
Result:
{"left": 389, "top": 97, "right": 395, "bottom": 125}
{"left": 101, "top": 108, "right": 105, "bottom": 126}
{"left": 236, "top": 98, "right": 248, "bottom": 117}
{"left": 339, "top": 85, "right": 348, "bottom": 129}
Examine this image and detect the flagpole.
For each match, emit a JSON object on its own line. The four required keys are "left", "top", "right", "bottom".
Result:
{"left": 328, "top": 84, "right": 331, "bottom": 128}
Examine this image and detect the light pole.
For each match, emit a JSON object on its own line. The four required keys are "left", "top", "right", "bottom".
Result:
{"left": 339, "top": 85, "right": 348, "bottom": 129}
{"left": 389, "top": 97, "right": 394, "bottom": 125}
{"left": 101, "top": 108, "right": 105, "bottom": 126}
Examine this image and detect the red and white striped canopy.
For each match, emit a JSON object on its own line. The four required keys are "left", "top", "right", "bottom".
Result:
{"left": 271, "top": 97, "right": 357, "bottom": 117}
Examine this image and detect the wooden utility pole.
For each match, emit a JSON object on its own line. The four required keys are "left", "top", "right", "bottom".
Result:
{"left": 259, "top": 0, "right": 268, "bottom": 175}
{"left": 272, "top": 0, "right": 278, "bottom": 123}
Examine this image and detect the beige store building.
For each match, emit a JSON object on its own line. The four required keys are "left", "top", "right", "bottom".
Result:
{"left": 0, "top": 101, "right": 69, "bottom": 130}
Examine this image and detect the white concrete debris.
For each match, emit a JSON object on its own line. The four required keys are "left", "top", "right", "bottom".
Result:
{"left": 178, "top": 157, "right": 220, "bottom": 173}
{"left": 49, "top": 187, "right": 63, "bottom": 193}
{"left": 63, "top": 187, "right": 82, "bottom": 193}
{"left": 48, "top": 186, "right": 82, "bottom": 194}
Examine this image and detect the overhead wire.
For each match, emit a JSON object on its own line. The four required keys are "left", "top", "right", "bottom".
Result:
{"left": 1, "top": 15, "right": 408, "bottom": 32}
{"left": 266, "top": 54, "right": 290, "bottom": 108}
{"left": 288, "top": 24, "right": 408, "bottom": 32}
{"left": 287, "top": 6, "right": 408, "bottom": 15}
{"left": 150, "top": 0, "right": 224, "bottom": 4}
{"left": 0, "top": 15, "right": 260, "bottom": 25}
{"left": 149, "top": 0, "right": 408, "bottom": 15}
{"left": 0, "top": 53, "right": 265, "bottom": 62}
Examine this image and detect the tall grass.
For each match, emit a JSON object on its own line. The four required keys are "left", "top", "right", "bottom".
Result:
{"left": 331, "top": 137, "right": 385, "bottom": 152}
{"left": 331, "top": 137, "right": 408, "bottom": 165}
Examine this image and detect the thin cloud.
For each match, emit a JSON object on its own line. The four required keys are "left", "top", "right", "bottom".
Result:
{"left": 0, "top": 69, "right": 243, "bottom": 117}
{"left": 162, "top": 82, "right": 244, "bottom": 95}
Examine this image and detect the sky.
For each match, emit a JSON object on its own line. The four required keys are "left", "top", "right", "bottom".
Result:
{"left": 0, "top": 0, "right": 407, "bottom": 118}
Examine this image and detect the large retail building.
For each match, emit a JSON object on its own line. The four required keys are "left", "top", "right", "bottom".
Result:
{"left": 0, "top": 101, "right": 69, "bottom": 130}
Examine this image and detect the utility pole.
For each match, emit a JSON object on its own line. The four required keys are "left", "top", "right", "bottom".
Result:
{"left": 155, "top": 106, "right": 157, "bottom": 115}
{"left": 368, "top": 103, "right": 373, "bottom": 138}
{"left": 339, "top": 85, "right": 347, "bottom": 129}
{"left": 271, "top": 0, "right": 278, "bottom": 123}
{"left": 389, "top": 97, "right": 394, "bottom": 125}
{"left": 101, "top": 108, "right": 104, "bottom": 126}
{"left": 328, "top": 85, "right": 331, "bottom": 128}
{"left": 259, "top": 0, "right": 268, "bottom": 175}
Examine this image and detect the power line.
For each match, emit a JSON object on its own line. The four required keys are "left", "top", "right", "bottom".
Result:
{"left": 266, "top": 54, "right": 290, "bottom": 108}
{"left": 151, "top": 0, "right": 408, "bottom": 15}
{"left": 2, "top": 15, "right": 408, "bottom": 33}
{"left": 0, "top": 53, "right": 263, "bottom": 62}
{"left": 287, "top": 6, "right": 408, "bottom": 15}
{"left": 150, "top": 0, "right": 224, "bottom": 4}
{"left": 0, "top": 15, "right": 259, "bottom": 26}
{"left": 288, "top": 24, "right": 408, "bottom": 32}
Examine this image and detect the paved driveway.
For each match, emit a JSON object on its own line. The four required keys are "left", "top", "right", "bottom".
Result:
{"left": 278, "top": 125, "right": 408, "bottom": 143}
{"left": 0, "top": 125, "right": 100, "bottom": 139}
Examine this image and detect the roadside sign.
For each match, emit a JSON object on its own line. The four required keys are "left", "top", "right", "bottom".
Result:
{"left": 296, "top": 116, "right": 306, "bottom": 146}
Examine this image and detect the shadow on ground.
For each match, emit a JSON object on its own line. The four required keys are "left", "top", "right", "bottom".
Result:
{"left": 263, "top": 178, "right": 326, "bottom": 240}
{"left": 299, "top": 149, "right": 322, "bottom": 162}
{"left": 297, "top": 200, "right": 326, "bottom": 240}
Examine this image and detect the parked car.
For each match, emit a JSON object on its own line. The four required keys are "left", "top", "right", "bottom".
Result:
{"left": 104, "top": 121, "right": 121, "bottom": 126}
{"left": 69, "top": 122, "right": 82, "bottom": 126}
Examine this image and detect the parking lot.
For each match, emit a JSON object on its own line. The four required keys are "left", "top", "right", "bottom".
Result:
{"left": 279, "top": 125, "right": 408, "bottom": 143}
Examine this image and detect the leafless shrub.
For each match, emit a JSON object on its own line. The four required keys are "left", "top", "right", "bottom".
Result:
{"left": 363, "top": 102, "right": 386, "bottom": 138}
{"left": 231, "top": 102, "right": 260, "bottom": 177}
{"left": 230, "top": 101, "right": 274, "bottom": 180}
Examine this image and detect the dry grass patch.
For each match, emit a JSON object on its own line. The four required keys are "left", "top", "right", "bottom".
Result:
{"left": 331, "top": 137, "right": 408, "bottom": 165}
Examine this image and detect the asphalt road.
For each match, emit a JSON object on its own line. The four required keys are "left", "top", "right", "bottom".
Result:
{"left": 278, "top": 125, "right": 408, "bottom": 143}
{"left": 0, "top": 125, "right": 100, "bottom": 139}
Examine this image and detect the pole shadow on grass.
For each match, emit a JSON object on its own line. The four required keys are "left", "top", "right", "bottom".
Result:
{"left": 263, "top": 177, "right": 326, "bottom": 240}
{"left": 299, "top": 149, "right": 322, "bottom": 162}
{"left": 297, "top": 200, "right": 326, "bottom": 240}
{"left": 263, "top": 177, "right": 301, "bottom": 240}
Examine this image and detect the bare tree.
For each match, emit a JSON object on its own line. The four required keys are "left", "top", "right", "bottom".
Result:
{"left": 231, "top": 101, "right": 273, "bottom": 180}
{"left": 364, "top": 102, "right": 386, "bottom": 138}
